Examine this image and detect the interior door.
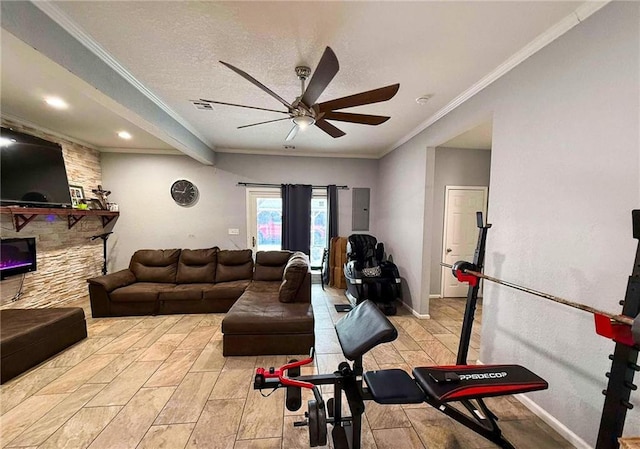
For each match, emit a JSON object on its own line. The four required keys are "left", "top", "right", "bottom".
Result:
{"left": 246, "top": 188, "right": 282, "bottom": 253}
{"left": 441, "top": 186, "right": 488, "bottom": 297}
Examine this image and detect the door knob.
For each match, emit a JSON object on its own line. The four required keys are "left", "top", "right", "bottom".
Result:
{"left": 252, "top": 236, "right": 256, "bottom": 247}
{"left": 446, "top": 248, "right": 452, "bottom": 253}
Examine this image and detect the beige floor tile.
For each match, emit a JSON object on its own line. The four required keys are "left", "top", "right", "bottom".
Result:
{"left": 177, "top": 326, "right": 217, "bottom": 351}
{"left": 255, "top": 355, "right": 288, "bottom": 369}
{"left": 417, "top": 339, "right": 457, "bottom": 366}
{"left": 43, "top": 337, "right": 115, "bottom": 368}
{"left": 500, "top": 419, "right": 575, "bottom": 449}
{"left": 137, "top": 423, "right": 195, "bottom": 449}
{"left": 314, "top": 328, "right": 342, "bottom": 354}
{"left": 37, "top": 353, "right": 119, "bottom": 394}
{"left": 145, "top": 350, "right": 199, "bottom": 387}
{"left": 372, "top": 427, "right": 425, "bottom": 449}
{"left": 95, "top": 329, "right": 148, "bottom": 354}
{"left": 365, "top": 401, "right": 411, "bottom": 430}
{"left": 224, "top": 356, "right": 258, "bottom": 370}
{"left": 166, "top": 316, "right": 204, "bottom": 335}
{"left": 233, "top": 437, "right": 281, "bottom": 449}
{"left": 132, "top": 317, "right": 184, "bottom": 349}
{"left": 197, "top": 314, "right": 224, "bottom": 327}
{"left": 86, "top": 361, "right": 162, "bottom": 406}
{"left": 404, "top": 408, "right": 462, "bottom": 449}
{"left": 37, "top": 406, "right": 122, "bottom": 449}
{"left": 399, "top": 350, "right": 436, "bottom": 367}
{"left": 7, "top": 383, "right": 105, "bottom": 447}
{"left": 0, "top": 367, "right": 69, "bottom": 415}
{"left": 137, "top": 333, "right": 188, "bottom": 362}
{"left": 86, "top": 348, "right": 147, "bottom": 384}
{"left": 93, "top": 319, "right": 143, "bottom": 337}
{"left": 237, "top": 387, "right": 284, "bottom": 439}
{"left": 190, "top": 339, "right": 226, "bottom": 372}
{"left": 209, "top": 369, "right": 253, "bottom": 400}
{"left": 400, "top": 320, "right": 436, "bottom": 342}
{"left": 370, "top": 343, "right": 404, "bottom": 366}
{"left": 133, "top": 315, "right": 172, "bottom": 330}
{"left": 0, "top": 393, "right": 68, "bottom": 447}
{"left": 434, "top": 333, "right": 461, "bottom": 354}
{"left": 392, "top": 332, "right": 422, "bottom": 351}
{"left": 185, "top": 399, "right": 244, "bottom": 449}
{"left": 155, "top": 371, "right": 219, "bottom": 424}
{"left": 88, "top": 386, "right": 175, "bottom": 449}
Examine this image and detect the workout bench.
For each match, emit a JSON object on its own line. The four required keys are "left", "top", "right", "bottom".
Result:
{"left": 254, "top": 299, "right": 547, "bottom": 448}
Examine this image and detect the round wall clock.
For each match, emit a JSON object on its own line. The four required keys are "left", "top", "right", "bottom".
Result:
{"left": 170, "top": 179, "right": 199, "bottom": 206}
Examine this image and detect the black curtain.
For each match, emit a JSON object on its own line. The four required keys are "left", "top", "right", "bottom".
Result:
{"left": 324, "top": 185, "right": 338, "bottom": 283}
{"left": 281, "top": 184, "right": 312, "bottom": 254}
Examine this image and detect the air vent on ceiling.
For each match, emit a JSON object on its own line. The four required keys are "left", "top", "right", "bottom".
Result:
{"left": 190, "top": 100, "right": 214, "bottom": 110}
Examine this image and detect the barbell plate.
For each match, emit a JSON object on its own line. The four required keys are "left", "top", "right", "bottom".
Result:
{"left": 307, "top": 399, "right": 327, "bottom": 447}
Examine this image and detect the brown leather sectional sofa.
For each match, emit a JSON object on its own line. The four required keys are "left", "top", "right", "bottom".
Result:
{"left": 87, "top": 248, "right": 313, "bottom": 356}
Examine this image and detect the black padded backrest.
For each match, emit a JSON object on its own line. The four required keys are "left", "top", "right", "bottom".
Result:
{"left": 347, "top": 234, "right": 377, "bottom": 265}
{"left": 335, "top": 300, "right": 398, "bottom": 360}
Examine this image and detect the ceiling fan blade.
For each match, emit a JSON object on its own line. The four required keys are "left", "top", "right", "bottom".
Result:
{"left": 322, "top": 111, "right": 390, "bottom": 125}
{"left": 317, "top": 83, "right": 400, "bottom": 113}
{"left": 238, "top": 117, "right": 292, "bottom": 129}
{"left": 198, "top": 99, "right": 289, "bottom": 115}
{"left": 315, "top": 119, "right": 346, "bottom": 138}
{"left": 285, "top": 125, "right": 299, "bottom": 141}
{"left": 300, "top": 47, "right": 339, "bottom": 107}
{"left": 219, "top": 61, "right": 294, "bottom": 110}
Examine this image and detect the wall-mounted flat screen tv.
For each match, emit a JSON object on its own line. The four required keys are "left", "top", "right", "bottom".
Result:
{"left": 0, "top": 237, "right": 37, "bottom": 279}
{"left": 1, "top": 127, "right": 72, "bottom": 208}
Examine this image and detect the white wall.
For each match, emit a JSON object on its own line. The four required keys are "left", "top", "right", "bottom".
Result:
{"left": 377, "top": 136, "right": 429, "bottom": 314}
{"left": 101, "top": 152, "right": 378, "bottom": 271}
{"left": 388, "top": 2, "right": 639, "bottom": 445}
{"left": 430, "top": 147, "right": 492, "bottom": 296}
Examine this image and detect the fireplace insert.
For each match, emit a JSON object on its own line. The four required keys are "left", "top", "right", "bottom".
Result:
{"left": 0, "top": 237, "right": 37, "bottom": 280}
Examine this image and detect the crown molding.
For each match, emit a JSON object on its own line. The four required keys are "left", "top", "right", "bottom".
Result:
{"left": 380, "top": 1, "right": 610, "bottom": 158}
{"left": 32, "top": 1, "right": 213, "bottom": 149}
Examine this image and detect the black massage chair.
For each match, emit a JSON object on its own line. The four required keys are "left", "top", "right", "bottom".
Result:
{"left": 343, "top": 234, "right": 401, "bottom": 315}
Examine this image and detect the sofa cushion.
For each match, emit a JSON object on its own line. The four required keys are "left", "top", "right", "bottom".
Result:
{"left": 176, "top": 248, "right": 218, "bottom": 283}
{"left": 279, "top": 252, "right": 310, "bottom": 303}
{"left": 158, "top": 284, "right": 204, "bottom": 301}
{"left": 202, "top": 280, "right": 251, "bottom": 300}
{"left": 222, "top": 289, "right": 314, "bottom": 335}
{"left": 110, "top": 282, "right": 174, "bottom": 302}
{"left": 215, "top": 249, "right": 253, "bottom": 282}
{"left": 254, "top": 251, "right": 292, "bottom": 281}
{"left": 130, "top": 249, "right": 180, "bottom": 283}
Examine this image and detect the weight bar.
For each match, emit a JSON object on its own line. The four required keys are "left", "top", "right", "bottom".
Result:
{"left": 441, "top": 261, "right": 634, "bottom": 327}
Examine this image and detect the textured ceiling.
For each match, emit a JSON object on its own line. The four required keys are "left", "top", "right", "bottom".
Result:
{"left": 2, "top": 1, "right": 587, "bottom": 159}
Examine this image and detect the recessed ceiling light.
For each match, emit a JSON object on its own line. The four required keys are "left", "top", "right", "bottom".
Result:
{"left": 117, "top": 131, "right": 132, "bottom": 140}
{"left": 44, "top": 96, "right": 68, "bottom": 109}
{"left": 415, "top": 94, "right": 434, "bottom": 105}
{"left": 0, "top": 137, "right": 16, "bottom": 147}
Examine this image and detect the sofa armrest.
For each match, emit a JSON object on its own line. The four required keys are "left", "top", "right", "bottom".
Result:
{"left": 87, "top": 269, "right": 136, "bottom": 293}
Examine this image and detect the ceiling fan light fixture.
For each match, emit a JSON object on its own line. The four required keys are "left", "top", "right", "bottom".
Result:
{"left": 292, "top": 115, "right": 315, "bottom": 129}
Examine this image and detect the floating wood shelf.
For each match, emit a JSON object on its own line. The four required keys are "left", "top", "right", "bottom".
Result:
{"left": 0, "top": 206, "right": 119, "bottom": 232}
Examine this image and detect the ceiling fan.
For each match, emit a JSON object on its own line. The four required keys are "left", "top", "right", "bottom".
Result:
{"left": 196, "top": 47, "right": 400, "bottom": 141}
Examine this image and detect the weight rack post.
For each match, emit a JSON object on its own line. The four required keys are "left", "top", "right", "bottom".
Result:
{"left": 596, "top": 210, "right": 640, "bottom": 449}
{"left": 457, "top": 212, "right": 491, "bottom": 365}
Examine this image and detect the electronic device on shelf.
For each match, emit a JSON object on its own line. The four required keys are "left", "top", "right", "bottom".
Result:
{"left": 0, "top": 127, "right": 73, "bottom": 208}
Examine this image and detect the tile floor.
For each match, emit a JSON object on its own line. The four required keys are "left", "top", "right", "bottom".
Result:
{"left": 0, "top": 285, "right": 575, "bottom": 449}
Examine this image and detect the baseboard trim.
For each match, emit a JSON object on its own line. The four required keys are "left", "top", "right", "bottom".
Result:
{"left": 399, "top": 301, "right": 430, "bottom": 319}
{"left": 474, "top": 359, "right": 592, "bottom": 448}
{"left": 429, "top": 294, "right": 442, "bottom": 299}
{"left": 514, "top": 394, "right": 593, "bottom": 449}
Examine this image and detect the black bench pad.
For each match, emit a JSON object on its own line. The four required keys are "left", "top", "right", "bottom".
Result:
{"left": 413, "top": 364, "right": 548, "bottom": 402}
{"left": 364, "top": 369, "right": 426, "bottom": 404}
{"left": 335, "top": 300, "right": 397, "bottom": 361}
{"left": 1, "top": 308, "right": 87, "bottom": 384}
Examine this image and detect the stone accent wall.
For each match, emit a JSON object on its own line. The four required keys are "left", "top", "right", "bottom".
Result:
{"left": 1, "top": 119, "right": 107, "bottom": 309}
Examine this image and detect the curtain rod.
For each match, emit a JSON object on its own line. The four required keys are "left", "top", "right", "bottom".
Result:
{"left": 237, "top": 182, "right": 348, "bottom": 190}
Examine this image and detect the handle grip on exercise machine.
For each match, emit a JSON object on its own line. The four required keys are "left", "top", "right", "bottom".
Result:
{"left": 254, "top": 347, "right": 317, "bottom": 390}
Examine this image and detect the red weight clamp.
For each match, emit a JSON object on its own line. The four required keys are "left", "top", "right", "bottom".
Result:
{"left": 455, "top": 269, "right": 478, "bottom": 287}
{"left": 594, "top": 313, "right": 635, "bottom": 347}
